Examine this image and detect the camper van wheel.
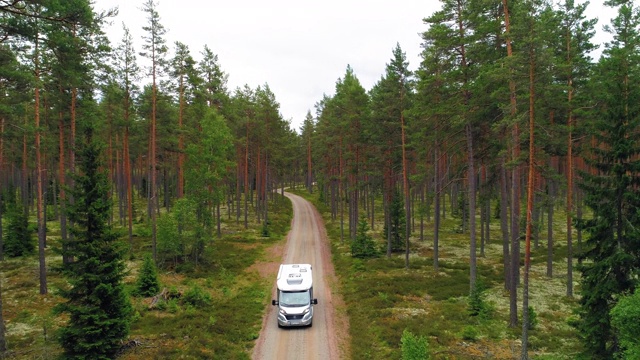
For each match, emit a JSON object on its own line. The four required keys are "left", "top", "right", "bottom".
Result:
{"left": 278, "top": 323, "right": 283, "bottom": 329}
{"left": 308, "top": 321, "right": 313, "bottom": 328}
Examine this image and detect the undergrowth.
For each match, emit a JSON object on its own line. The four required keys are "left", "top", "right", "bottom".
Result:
{"left": 290, "top": 188, "right": 582, "bottom": 359}
{"left": 0, "top": 193, "right": 292, "bottom": 359}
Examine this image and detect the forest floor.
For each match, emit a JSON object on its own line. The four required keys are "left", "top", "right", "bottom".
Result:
{"left": 288, "top": 188, "right": 582, "bottom": 359}
{"left": 0, "top": 195, "right": 293, "bottom": 359}
{"left": 0, "top": 187, "right": 582, "bottom": 359}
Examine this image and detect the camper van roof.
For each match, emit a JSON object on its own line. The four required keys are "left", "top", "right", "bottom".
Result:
{"left": 277, "top": 264, "right": 313, "bottom": 291}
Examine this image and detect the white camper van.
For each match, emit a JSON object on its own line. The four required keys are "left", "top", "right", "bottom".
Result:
{"left": 271, "top": 264, "right": 318, "bottom": 327}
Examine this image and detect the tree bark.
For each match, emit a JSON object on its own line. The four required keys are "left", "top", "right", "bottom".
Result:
{"left": 244, "top": 123, "right": 249, "bottom": 229}
{"left": 177, "top": 71, "right": 185, "bottom": 199}
{"left": 434, "top": 141, "right": 441, "bottom": 270}
{"left": 401, "top": 108, "right": 410, "bottom": 269}
{"left": 521, "top": 42, "right": 536, "bottom": 359}
{"left": 0, "top": 117, "right": 4, "bottom": 261}
{"left": 503, "top": 0, "right": 519, "bottom": 328}
{"left": 35, "top": 33, "right": 47, "bottom": 295}
{"left": 0, "top": 280, "right": 6, "bottom": 352}
{"left": 124, "top": 90, "right": 134, "bottom": 249}
{"left": 565, "top": 32, "right": 575, "bottom": 298}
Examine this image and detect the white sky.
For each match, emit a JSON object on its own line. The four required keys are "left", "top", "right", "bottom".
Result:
{"left": 96, "top": 0, "right": 617, "bottom": 132}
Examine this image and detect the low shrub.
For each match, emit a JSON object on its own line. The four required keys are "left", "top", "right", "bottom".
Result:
{"left": 401, "top": 329, "right": 430, "bottom": 360}
{"left": 183, "top": 284, "right": 212, "bottom": 308}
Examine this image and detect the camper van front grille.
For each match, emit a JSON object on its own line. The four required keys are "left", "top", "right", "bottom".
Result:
{"left": 285, "top": 314, "right": 304, "bottom": 321}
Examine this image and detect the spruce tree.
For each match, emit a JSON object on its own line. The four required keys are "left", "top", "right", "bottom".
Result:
{"left": 136, "top": 253, "right": 160, "bottom": 297}
{"left": 352, "top": 215, "right": 379, "bottom": 259}
{"left": 384, "top": 188, "right": 406, "bottom": 253}
{"left": 3, "top": 196, "right": 34, "bottom": 257}
{"left": 55, "top": 124, "right": 132, "bottom": 359}
{"left": 577, "top": 2, "right": 640, "bottom": 358}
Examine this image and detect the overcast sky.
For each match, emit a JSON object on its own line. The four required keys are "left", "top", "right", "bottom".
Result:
{"left": 96, "top": 0, "right": 617, "bottom": 132}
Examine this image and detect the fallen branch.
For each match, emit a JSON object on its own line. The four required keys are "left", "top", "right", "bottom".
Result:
{"left": 149, "top": 288, "right": 168, "bottom": 308}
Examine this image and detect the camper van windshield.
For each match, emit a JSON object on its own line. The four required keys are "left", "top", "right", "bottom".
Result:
{"left": 279, "top": 290, "right": 310, "bottom": 307}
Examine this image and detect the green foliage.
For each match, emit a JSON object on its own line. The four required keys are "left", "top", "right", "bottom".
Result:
{"left": 157, "top": 197, "right": 207, "bottom": 268}
{"left": 460, "top": 325, "right": 479, "bottom": 341}
{"left": 400, "top": 329, "right": 430, "bottom": 360}
{"left": 55, "top": 125, "right": 132, "bottom": 359}
{"left": 467, "top": 281, "right": 490, "bottom": 318}
{"left": 261, "top": 222, "right": 270, "bottom": 237}
{"left": 525, "top": 306, "right": 538, "bottom": 330}
{"left": 610, "top": 290, "right": 640, "bottom": 359}
{"left": 136, "top": 253, "right": 160, "bottom": 297}
{"left": 182, "top": 284, "right": 212, "bottom": 308}
{"left": 383, "top": 189, "right": 406, "bottom": 252}
{"left": 3, "top": 199, "right": 34, "bottom": 257}
{"left": 351, "top": 215, "right": 379, "bottom": 258}
{"left": 184, "top": 108, "right": 232, "bottom": 213}
{"left": 577, "top": 3, "right": 640, "bottom": 356}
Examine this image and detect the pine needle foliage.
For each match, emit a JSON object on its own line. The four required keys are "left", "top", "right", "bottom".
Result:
{"left": 54, "top": 125, "right": 132, "bottom": 359}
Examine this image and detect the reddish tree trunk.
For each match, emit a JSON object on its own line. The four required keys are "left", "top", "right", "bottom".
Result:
{"left": 58, "top": 92, "right": 69, "bottom": 263}
{"left": 522, "top": 46, "right": 536, "bottom": 359}
{"left": 566, "top": 33, "right": 575, "bottom": 298}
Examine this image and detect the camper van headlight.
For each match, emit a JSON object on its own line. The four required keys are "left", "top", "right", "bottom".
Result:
{"left": 302, "top": 308, "right": 310, "bottom": 315}
{"left": 279, "top": 309, "right": 287, "bottom": 315}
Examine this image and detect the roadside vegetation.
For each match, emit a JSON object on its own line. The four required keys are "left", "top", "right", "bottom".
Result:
{"left": 0, "top": 195, "right": 292, "bottom": 359}
{"left": 291, "top": 189, "right": 582, "bottom": 359}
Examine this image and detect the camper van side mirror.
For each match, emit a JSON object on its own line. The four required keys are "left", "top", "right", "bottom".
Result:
{"left": 312, "top": 299, "right": 318, "bottom": 305}
{"left": 272, "top": 300, "right": 278, "bottom": 306}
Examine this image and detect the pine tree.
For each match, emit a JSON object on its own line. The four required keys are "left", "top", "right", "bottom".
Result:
{"left": 55, "top": 124, "right": 132, "bottom": 359}
{"left": 113, "top": 24, "right": 140, "bottom": 249}
{"left": 140, "top": 0, "right": 168, "bottom": 262}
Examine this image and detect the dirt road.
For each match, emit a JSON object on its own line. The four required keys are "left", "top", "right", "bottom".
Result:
{"left": 251, "top": 192, "right": 347, "bottom": 360}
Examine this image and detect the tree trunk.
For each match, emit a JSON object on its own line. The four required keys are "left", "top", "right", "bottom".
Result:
{"left": 177, "top": 73, "right": 185, "bottom": 199}
{"left": 466, "top": 123, "right": 477, "bottom": 291}
{"left": 503, "top": 0, "right": 519, "bottom": 328}
{"left": 566, "top": 118, "right": 574, "bottom": 297}
{"left": 124, "top": 91, "right": 134, "bottom": 250}
{"left": 0, "top": 280, "right": 6, "bottom": 353}
{"left": 434, "top": 141, "right": 441, "bottom": 270}
{"left": 500, "top": 158, "right": 510, "bottom": 289}
{"left": 0, "top": 117, "right": 4, "bottom": 261}
{"left": 401, "top": 96, "right": 410, "bottom": 269}
{"left": 547, "top": 112, "right": 556, "bottom": 278}
{"left": 307, "top": 133, "right": 312, "bottom": 193}
{"left": 35, "top": 35, "right": 47, "bottom": 295}
{"left": 150, "top": 42, "right": 159, "bottom": 261}
{"left": 244, "top": 125, "right": 249, "bottom": 229}
{"left": 565, "top": 43, "right": 575, "bottom": 299}
{"left": 521, "top": 43, "right": 536, "bottom": 359}
{"left": 58, "top": 94, "right": 69, "bottom": 264}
